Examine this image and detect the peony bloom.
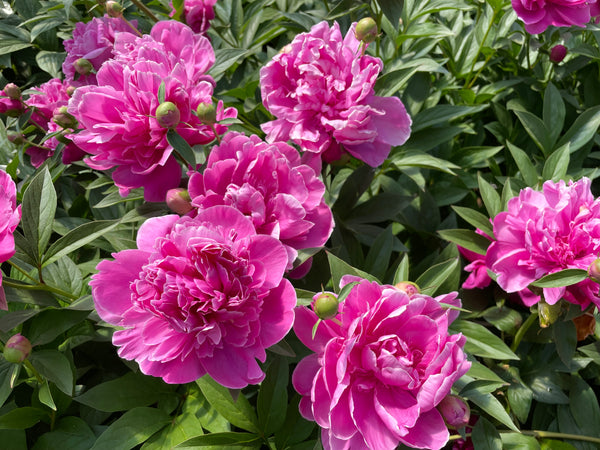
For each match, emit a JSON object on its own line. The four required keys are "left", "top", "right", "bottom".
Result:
{"left": 292, "top": 276, "right": 470, "bottom": 450}
{"left": 512, "top": 0, "right": 598, "bottom": 34}
{"left": 68, "top": 20, "right": 237, "bottom": 202}
{"left": 170, "top": 0, "right": 217, "bottom": 34}
{"left": 260, "top": 21, "right": 411, "bottom": 167}
{"left": 90, "top": 206, "right": 296, "bottom": 388}
{"left": 0, "top": 170, "right": 22, "bottom": 310}
{"left": 62, "top": 15, "right": 138, "bottom": 86}
{"left": 0, "top": 84, "right": 24, "bottom": 117}
{"left": 486, "top": 178, "right": 600, "bottom": 309}
{"left": 188, "top": 132, "right": 334, "bottom": 269}
{"left": 458, "top": 229, "right": 493, "bottom": 290}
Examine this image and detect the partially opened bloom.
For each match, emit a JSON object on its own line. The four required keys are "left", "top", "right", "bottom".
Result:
{"left": 486, "top": 178, "right": 600, "bottom": 309}
{"left": 512, "top": 0, "right": 598, "bottom": 34}
{"left": 90, "top": 206, "right": 296, "bottom": 387}
{"left": 188, "top": 132, "right": 334, "bottom": 269}
{"left": 69, "top": 20, "right": 237, "bottom": 202}
{"left": 292, "top": 276, "right": 470, "bottom": 450}
{"left": 260, "top": 21, "right": 411, "bottom": 167}
{"left": 170, "top": 0, "right": 217, "bottom": 34}
{"left": 0, "top": 170, "right": 22, "bottom": 310}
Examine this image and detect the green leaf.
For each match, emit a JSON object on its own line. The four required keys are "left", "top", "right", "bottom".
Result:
{"left": 141, "top": 411, "right": 203, "bottom": 450}
{"left": 543, "top": 83, "right": 565, "bottom": 148}
{"left": 451, "top": 319, "right": 519, "bottom": 360}
{"left": 552, "top": 320, "right": 577, "bottom": 368}
{"left": 166, "top": 129, "right": 197, "bottom": 168}
{"left": 75, "top": 372, "right": 175, "bottom": 412}
{"left": 28, "top": 350, "right": 73, "bottom": 396}
{"left": 411, "top": 105, "right": 487, "bottom": 132}
{"left": 90, "top": 407, "right": 170, "bottom": 450}
{"left": 569, "top": 376, "right": 600, "bottom": 438}
{"left": 326, "top": 252, "right": 379, "bottom": 294}
{"left": 0, "top": 360, "right": 16, "bottom": 408}
{"left": 0, "top": 407, "right": 47, "bottom": 430}
{"left": 176, "top": 431, "right": 262, "bottom": 448}
{"left": 28, "top": 309, "right": 90, "bottom": 346}
{"left": 541, "top": 143, "right": 570, "bottom": 182}
{"left": 451, "top": 206, "right": 493, "bottom": 237}
{"left": 471, "top": 417, "right": 502, "bottom": 449}
{"left": 392, "top": 253, "right": 410, "bottom": 284}
{"left": 506, "top": 142, "right": 539, "bottom": 187}
{"left": 437, "top": 229, "right": 490, "bottom": 255}
{"left": 500, "top": 432, "right": 540, "bottom": 450}
{"left": 513, "top": 110, "right": 551, "bottom": 155}
{"left": 22, "top": 167, "right": 57, "bottom": 262}
{"left": 391, "top": 151, "right": 459, "bottom": 175}
{"left": 208, "top": 49, "right": 249, "bottom": 80}
{"left": 29, "top": 18, "right": 63, "bottom": 42}
{"left": 257, "top": 357, "right": 288, "bottom": 435}
{"left": 0, "top": 41, "right": 32, "bottom": 56}
{"left": 196, "top": 375, "right": 260, "bottom": 433}
{"left": 332, "top": 165, "right": 375, "bottom": 219}
{"left": 31, "top": 417, "right": 96, "bottom": 450}
{"left": 364, "top": 226, "right": 394, "bottom": 281}
{"left": 345, "top": 193, "right": 410, "bottom": 225}
{"left": 540, "top": 440, "right": 576, "bottom": 450}
{"left": 483, "top": 306, "right": 522, "bottom": 333}
{"left": 466, "top": 391, "right": 519, "bottom": 432}
{"left": 477, "top": 173, "right": 502, "bottom": 218}
{"left": 556, "top": 105, "right": 600, "bottom": 153}
{"left": 530, "top": 268, "right": 588, "bottom": 288}
{"left": 459, "top": 380, "right": 507, "bottom": 398}
{"left": 35, "top": 51, "right": 65, "bottom": 78}
{"left": 466, "top": 361, "right": 506, "bottom": 383}
{"left": 415, "top": 257, "right": 459, "bottom": 296}
{"left": 38, "top": 380, "right": 56, "bottom": 411}
{"left": 376, "top": 0, "right": 404, "bottom": 28}
{"left": 507, "top": 382, "right": 533, "bottom": 424}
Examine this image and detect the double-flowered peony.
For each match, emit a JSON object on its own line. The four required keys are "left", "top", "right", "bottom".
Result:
{"left": 187, "top": 132, "right": 334, "bottom": 269}
{"left": 68, "top": 20, "right": 237, "bottom": 202}
{"left": 512, "top": 0, "right": 599, "bottom": 34}
{"left": 0, "top": 170, "right": 22, "bottom": 310}
{"left": 292, "top": 277, "right": 470, "bottom": 450}
{"left": 260, "top": 21, "right": 411, "bottom": 167}
{"left": 486, "top": 178, "right": 600, "bottom": 309}
{"left": 90, "top": 205, "right": 296, "bottom": 388}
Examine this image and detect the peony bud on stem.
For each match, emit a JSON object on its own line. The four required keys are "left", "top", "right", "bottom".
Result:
{"left": 156, "top": 101, "right": 181, "bottom": 129}
{"left": 3, "top": 334, "right": 32, "bottom": 364}
{"left": 438, "top": 395, "right": 470, "bottom": 429}
{"left": 166, "top": 188, "right": 193, "bottom": 215}
{"left": 313, "top": 292, "right": 339, "bottom": 320}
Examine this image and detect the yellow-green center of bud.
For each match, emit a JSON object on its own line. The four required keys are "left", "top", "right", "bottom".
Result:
{"left": 313, "top": 293, "right": 339, "bottom": 320}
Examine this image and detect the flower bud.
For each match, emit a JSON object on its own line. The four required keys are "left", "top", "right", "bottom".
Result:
{"left": 438, "top": 395, "right": 470, "bottom": 429}
{"left": 395, "top": 281, "right": 420, "bottom": 297}
{"left": 156, "top": 101, "right": 181, "bottom": 128}
{"left": 538, "top": 299, "right": 562, "bottom": 328}
{"left": 73, "top": 58, "right": 94, "bottom": 76}
{"left": 3, "top": 334, "right": 32, "bottom": 364}
{"left": 196, "top": 102, "right": 217, "bottom": 125}
{"left": 7, "top": 132, "right": 24, "bottom": 145}
{"left": 313, "top": 292, "right": 339, "bottom": 320}
{"left": 589, "top": 258, "right": 600, "bottom": 283}
{"left": 355, "top": 17, "right": 378, "bottom": 44}
{"left": 166, "top": 188, "right": 193, "bottom": 215}
{"left": 66, "top": 85, "right": 76, "bottom": 97}
{"left": 3, "top": 83, "right": 21, "bottom": 100}
{"left": 52, "top": 106, "right": 77, "bottom": 129}
{"left": 550, "top": 44, "right": 567, "bottom": 63}
{"left": 106, "top": 1, "right": 123, "bottom": 18}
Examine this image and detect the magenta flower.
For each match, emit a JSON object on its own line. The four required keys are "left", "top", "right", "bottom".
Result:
{"left": 260, "top": 21, "right": 411, "bottom": 167}
{"left": 68, "top": 21, "right": 237, "bottom": 202}
{"left": 292, "top": 276, "right": 470, "bottom": 450}
{"left": 62, "top": 15, "right": 138, "bottom": 86}
{"left": 0, "top": 84, "right": 24, "bottom": 117}
{"left": 486, "top": 178, "right": 600, "bottom": 309}
{"left": 458, "top": 229, "right": 493, "bottom": 290}
{"left": 90, "top": 206, "right": 296, "bottom": 387}
{"left": 512, "top": 0, "right": 598, "bottom": 34}
{"left": 170, "top": 0, "right": 217, "bottom": 34}
{"left": 0, "top": 170, "right": 22, "bottom": 310}
{"left": 188, "top": 132, "right": 334, "bottom": 269}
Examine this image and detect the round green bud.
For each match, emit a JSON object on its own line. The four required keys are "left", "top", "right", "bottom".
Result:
{"left": 3, "top": 334, "right": 32, "bottom": 364}
{"left": 156, "top": 101, "right": 181, "bottom": 128}
{"left": 196, "top": 102, "right": 217, "bottom": 125}
{"left": 355, "top": 17, "right": 378, "bottom": 44}
{"left": 313, "top": 292, "right": 339, "bottom": 320}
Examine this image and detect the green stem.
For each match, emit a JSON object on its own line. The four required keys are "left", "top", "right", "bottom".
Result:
{"left": 2, "top": 279, "right": 78, "bottom": 301}
{"left": 511, "top": 309, "right": 539, "bottom": 352}
{"left": 23, "top": 359, "right": 43, "bottom": 384}
{"left": 450, "top": 430, "right": 600, "bottom": 445}
{"left": 7, "top": 260, "right": 38, "bottom": 283}
{"left": 464, "top": 9, "right": 497, "bottom": 88}
{"left": 130, "top": 0, "right": 159, "bottom": 22}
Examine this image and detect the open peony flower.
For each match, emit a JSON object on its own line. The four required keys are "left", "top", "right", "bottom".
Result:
{"left": 260, "top": 21, "right": 411, "bottom": 167}
{"left": 292, "top": 276, "right": 470, "bottom": 450}
{"left": 486, "top": 178, "right": 600, "bottom": 309}
{"left": 0, "top": 170, "right": 22, "bottom": 310}
{"left": 62, "top": 15, "right": 138, "bottom": 87}
{"left": 188, "top": 132, "right": 334, "bottom": 269}
{"left": 170, "top": 0, "right": 217, "bottom": 34}
{"left": 68, "top": 20, "right": 237, "bottom": 202}
{"left": 512, "top": 0, "right": 598, "bottom": 34}
{"left": 90, "top": 205, "right": 296, "bottom": 387}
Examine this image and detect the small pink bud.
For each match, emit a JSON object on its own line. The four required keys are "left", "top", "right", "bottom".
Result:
{"left": 589, "top": 258, "right": 600, "bottom": 283}
{"left": 3, "top": 334, "right": 32, "bottom": 364}
{"left": 355, "top": 17, "right": 378, "bottom": 44}
{"left": 156, "top": 101, "right": 180, "bottom": 128}
{"left": 166, "top": 188, "right": 193, "bottom": 215}
{"left": 52, "top": 106, "right": 77, "bottom": 129}
{"left": 3, "top": 83, "right": 21, "bottom": 100}
{"left": 196, "top": 102, "right": 217, "bottom": 125}
{"left": 73, "top": 58, "right": 94, "bottom": 76}
{"left": 106, "top": 1, "right": 123, "bottom": 18}
{"left": 438, "top": 395, "right": 470, "bottom": 429}
{"left": 313, "top": 292, "right": 339, "bottom": 320}
{"left": 395, "top": 281, "right": 420, "bottom": 297}
{"left": 66, "top": 85, "right": 76, "bottom": 97}
{"left": 550, "top": 44, "right": 567, "bottom": 63}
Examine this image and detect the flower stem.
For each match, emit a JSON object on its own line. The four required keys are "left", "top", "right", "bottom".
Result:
{"left": 450, "top": 430, "right": 600, "bottom": 445}
{"left": 130, "top": 0, "right": 159, "bottom": 23}
{"left": 464, "top": 9, "right": 497, "bottom": 88}
{"left": 511, "top": 309, "right": 538, "bottom": 352}
{"left": 2, "top": 279, "right": 78, "bottom": 301}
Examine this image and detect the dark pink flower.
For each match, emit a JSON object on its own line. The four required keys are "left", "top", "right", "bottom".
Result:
{"left": 68, "top": 21, "right": 237, "bottom": 202}
{"left": 170, "top": 0, "right": 217, "bottom": 34}
{"left": 458, "top": 229, "right": 493, "bottom": 290}
{"left": 90, "top": 206, "right": 296, "bottom": 387}
{"left": 486, "top": 178, "right": 600, "bottom": 309}
{"left": 188, "top": 132, "right": 334, "bottom": 269}
{"left": 62, "top": 15, "right": 138, "bottom": 86}
{"left": 292, "top": 276, "right": 470, "bottom": 450}
{"left": 0, "top": 170, "right": 22, "bottom": 310}
{"left": 0, "top": 84, "right": 24, "bottom": 117}
{"left": 260, "top": 21, "right": 411, "bottom": 167}
{"left": 512, "top": 0, "right": 597, "bottom": 34}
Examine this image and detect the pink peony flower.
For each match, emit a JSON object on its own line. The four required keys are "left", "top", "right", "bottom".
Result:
{"left": 62, "top": 15, "right": 138, "bottom": 87}
{"left": 292, "top": 276, "right": 470, "bottom": 450}
{"left": 259, "top": 21, "right": 411, "bottom": 167}
{"left": 170, "top": 0, "right": 217, "bottom": 34}
{"left": 188, "top": 132, "right": 334, "bottom": 269}
{"left": 0, "top": 170, "right": 22, "bottom": 310}
{"left": 90, "top": 205, "right": 296, "bottom": 387}
{"left": 512, "top": 0, "right": 598, "bottom": 34}
{"left": 486, "top": 178, "right": 600, "bottom": 309}
{"left": 68, "top": 20, "right": 237, "bottom": 202}
{"left": 458, "top": 229, "right": 493, "bottom": 290}
{"left": 0, "top": 84, "right": 24, "bottom": 117}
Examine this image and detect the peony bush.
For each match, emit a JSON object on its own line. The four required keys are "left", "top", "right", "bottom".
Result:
{"left": 1, "top": 0, "right": 600, "bottom": 449}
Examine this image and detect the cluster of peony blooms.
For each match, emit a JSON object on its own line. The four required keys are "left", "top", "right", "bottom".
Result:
{"left": 512, "top": 0, "right": 600, "bottom": 34}
{"left": 0, "top": 170, "right": 21, "bottom": 310}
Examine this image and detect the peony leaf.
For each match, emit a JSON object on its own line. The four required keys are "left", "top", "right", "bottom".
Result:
{"left": 175, "top": 431, "right": 262, "bottom": 448}
{"left": 500, "top": 432, "right": 540, "bottom": 449}
{"left": 541, "top": 143, "right": 570, "bottom": 183}
{"left": 467, "top": 391, "right": 519, "bottom": 432}
{"left": 506, "top": 142, "right": 539, "bottom": 187}
{"left": 257, "top": 356, "right": 289, "bottom": 435}
{"left": 512, "top": 110, "right": 552, "bottom": 156}
{"left": 451, "top": 319, "right": 519, "bottom": 360}
{"left": 392, "top": 253, "right": 410, "bottom": 284}
{"left": 29, "top": 350, "right": 73, "bottom": 396}
{"left": 556, "top": 105, "right": 600, "bottom": 153}
{"left": 477, "top": 173, "right": 502, "bottom": 218}
{"left": 529, "top": 268, "right": 588, "bottom": 288}
{"left": 364, "top": 226, "right": 394, "bottom": 280}
{"left": 166, "top": 129, "right": 197, "bottom": 168}
{"left": 415, "top": 257, "right": 459, "bottom": 296}
{"left": 0, "top": 407, "right": 48, "bottom": 430}
{"left": 471, "top": 416, "right": 503, "bottom": 449}
{"left": 437, "top": 229, "right": 490, "bottom": 255}
{"left": 33, "top": 417, "right": 96, "bottom": 450}
{"left": 326, "top": 252, "right": 379, "bottom": 294}
{"left": 543, "top": 83, "right": 565, "bottom": 148}
{"left": 38, "top": 380, "right": 56, "bottom": 411}
{"left": 552, "top": 320, "right": 577, "bottom": 369}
